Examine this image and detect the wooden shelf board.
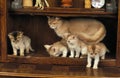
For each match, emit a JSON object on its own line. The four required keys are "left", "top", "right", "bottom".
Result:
{"left": 0, "top": 63, "right": 120, "bottom": 77}
{"left": 7, "top": 55, "right": 116, "bottom": 67}
{"left": 5, "top": 49, "right": 116, "bottom": 67}
{"left": 9, "top": 7, "right": 117, "bottom": 17}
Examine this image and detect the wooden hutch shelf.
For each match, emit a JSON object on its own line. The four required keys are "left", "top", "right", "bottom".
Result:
{"left": 7, "top": 55, "right": 116, "bottom": 67}
{"left": 1, "top": 0, "right": 120, "bottom": 68}
{"left": 9, "top": 7, "right": 117, "bottom": 17}
{"left": 1, "top": 0, "right": 120, "bottom": 77}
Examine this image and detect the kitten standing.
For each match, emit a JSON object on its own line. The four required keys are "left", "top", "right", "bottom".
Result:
{"left": 65, "top": 34, "right": 88, "bottom": 58}
{"left": 86, "top": 43, "right": 109, "bottom": 69}
{"left": 8, "top": 31, "right": 34, "bottom": 56}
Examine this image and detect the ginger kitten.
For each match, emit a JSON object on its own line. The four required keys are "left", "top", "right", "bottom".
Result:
{"left": 44, "top": 39, "right": 68, "bottom": 57}
{"left": 65, "top": 34, "right": 87, "bottom": 58}
{"left": 86, "top": 43, "right": 109, "bottom": 69}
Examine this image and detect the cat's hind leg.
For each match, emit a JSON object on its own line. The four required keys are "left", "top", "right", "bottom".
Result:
{"left": 26, "top": 45, "right": 34, "bottom": 54}
{"left": 26, "top": 47, "right": 30, "bottom": 53}
{"left": 101, "top": 51, "right": 106, "bottom": 60}
{"left": 101, "top": 55, "right": 105, "bottom": 60}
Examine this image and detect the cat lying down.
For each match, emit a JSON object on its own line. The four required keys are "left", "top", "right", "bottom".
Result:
{"left": 8, "top": 31, "right": 34, "bottom": 56}
{"left": 47, "top": 16, "right": 106, "bottom": 44}
{"left": 44, "top": 39, "right": 68, "bottom": 57}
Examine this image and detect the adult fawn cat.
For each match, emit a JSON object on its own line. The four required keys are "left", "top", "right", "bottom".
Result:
{"left": 47, "top": 16, "right": 106, "bottom": 44}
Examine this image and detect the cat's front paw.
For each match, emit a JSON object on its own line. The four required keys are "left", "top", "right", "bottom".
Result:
{"left": 86, "top": 64, "right": 91, "bottom": 68}
{"left": 62, "top": 55, "right": 67, "bottom": 58}
{"left": 13, "top": 51, "right": 17, "bottom": 56}
{"left": 20, "top": 53, "right": 24, "bottom": 56}
{"left": 34, "top": 4, "right": 38, "bottom": 7}
{"left": 80, "top": 56, "right": 84, "bottom": 58}
{"left": 13, "top": 53, "right": 17, "bottom": 56}
{"left": 75, "top": 55, "right": 79, "bottom": 58}
{"left": 93, "top": 66, "right": 98, "bottom": 69}
{"left": 69, "top": 55, "right": 74, "bottom": 58}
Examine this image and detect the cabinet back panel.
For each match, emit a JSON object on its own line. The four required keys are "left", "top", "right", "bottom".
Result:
{"left": 98, "top": 18, "right": 117, "bottom": 57}
{"left": 7, "top": 16, "right": 117, "bottom": 58}
{"left": 7, "top": 15, "right": 61, "bottom": 51}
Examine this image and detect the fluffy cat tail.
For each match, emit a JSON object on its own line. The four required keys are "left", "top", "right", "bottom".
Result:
{"left": 79, "top": 26, "right": 106, "bottom": 44}
{"left": 106, "top": 48, "right": 110, "bottom": 53}
{"left": 29, "top": 45, "right": 34, "bottom": 52}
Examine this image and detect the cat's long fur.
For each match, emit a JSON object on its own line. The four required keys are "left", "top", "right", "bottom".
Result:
{"left": 47, "top": 17, "right": 106, "bottom": 44}
{"left": 8, "top": 31, "right": 34, "bottom": 56}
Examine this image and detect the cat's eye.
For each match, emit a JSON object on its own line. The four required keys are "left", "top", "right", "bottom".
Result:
{"left": 53, "top": 22, "right": 56, "bottom": 25}
{"left": 53, "top": 48, "right": 56, "bottom": 52}
{"left": 72, "top": 36, "right": 75, "bottom": 39}
{"left": 90, "top": 53, "right": 93, "bottom": 55}
{"left": 95, "top": 53, "right": 97, "bottom": 55}
{"left": 67, "top": 40, "right": 70, "bottom": 43}
{"left": 17, "top": 36, "right": 21, "bottom": 39}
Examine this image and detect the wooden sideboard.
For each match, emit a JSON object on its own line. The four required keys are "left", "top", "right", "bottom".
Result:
{"left": 0, "top": 0, "right": 120, "bottom": 67}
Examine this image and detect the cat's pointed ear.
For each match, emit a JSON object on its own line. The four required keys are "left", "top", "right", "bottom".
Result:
{"left": 8, "top": 33, "right": 11, "bottom": 37}
{"left": 8, "top": 33, "right": 12, "bottom": 38}
{"left": 44, "top": 45, "right": 52, "bottom": 50}
{"left": 55, "top": 17, "right": 61, "bottom": 20}
{"left": 47, "top": 16, "right": 50, "bottom": 19}
{"left": 73, "top": 34, "right": 79, "bottom": 38}
{"left": 19, "top": 31, "right": 24, "bottom": 36}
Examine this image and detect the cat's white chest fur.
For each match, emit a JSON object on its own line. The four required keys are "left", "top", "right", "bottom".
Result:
{"left": 66, "top": 35, "right": 87, "bottom": 58}
{"left": 68, "top": 42, "right": 79, "bottom": 49}
{"left": 11, "top": 41, "right": 25, "bottom": 49}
